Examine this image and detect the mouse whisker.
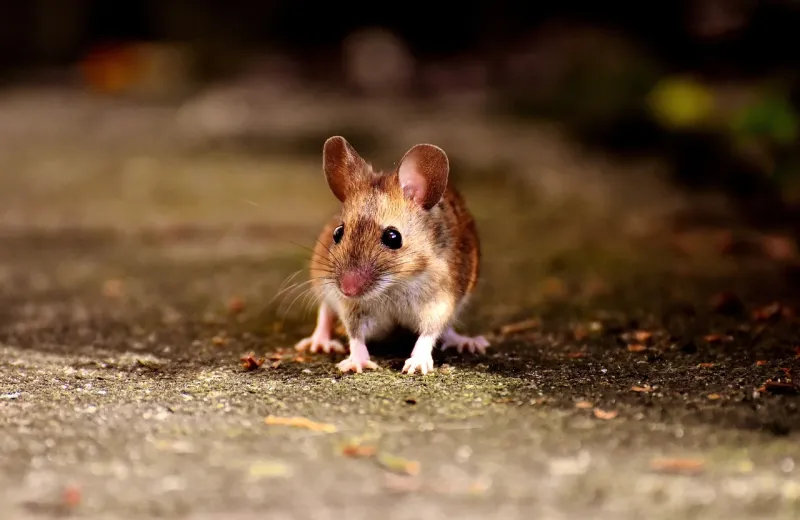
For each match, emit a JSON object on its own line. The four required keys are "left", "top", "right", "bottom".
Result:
{"left": 280, "top": 285, "right": 320, "bottom": 319}
{"left": 271, "top": 270, "right": 307, "bottom": 304}
{"left": 309, "top": 260, "right": 336, "bottom": 273}
{"left": 310, "top": 255, "right": 338, "bottom": 270}
{"left": 272, "top": 279, "right": 316, "bottom": 308}
{"left": 314, "top": 239, "right": 341, "bottom": 266}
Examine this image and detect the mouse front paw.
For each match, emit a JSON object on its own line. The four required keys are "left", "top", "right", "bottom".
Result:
{"left": 440, "top": 328, "right": 490, "bottom": 355}
{"left": 337, "top": 355, "right": 379, "bottom": 374}
{"left": 294, "top": 334, "right": 346, "bottom": 354}
{"left": 402, "top": 354, "right": 434, "bottom": 375}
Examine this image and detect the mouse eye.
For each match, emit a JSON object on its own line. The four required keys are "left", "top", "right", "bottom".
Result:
{"left": 332, "top": 225, "right": 344, "bottom": 244}
{"left": 381, "top": 227, "right": 402, "bottom": 250}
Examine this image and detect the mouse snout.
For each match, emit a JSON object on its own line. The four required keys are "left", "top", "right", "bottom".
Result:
{"left": 339, "top": 267, "right": 374, "bottom": 297}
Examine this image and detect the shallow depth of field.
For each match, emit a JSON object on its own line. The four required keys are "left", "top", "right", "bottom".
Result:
{"left": 1, "top": 3, "right": 800, "bottom": 519}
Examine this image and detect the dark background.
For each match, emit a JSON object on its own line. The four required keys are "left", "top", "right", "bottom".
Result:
{"left": 1, "top": 1, "right": 798, "bottom": 74}
{"left": 0, "top": 0, "right": 798, "bottom": 236}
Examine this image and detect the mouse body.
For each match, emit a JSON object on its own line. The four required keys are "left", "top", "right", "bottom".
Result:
{"left": 294, "top": 136, "right": 489, "bottom": 374}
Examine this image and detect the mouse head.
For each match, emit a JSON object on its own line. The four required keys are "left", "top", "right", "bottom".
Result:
{"left": 320, "top": 136, "right": 449, "bottom": 301}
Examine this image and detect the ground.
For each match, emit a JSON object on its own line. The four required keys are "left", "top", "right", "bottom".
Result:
{"left": 1, "top": 88, "right": 799, "bottom": 520}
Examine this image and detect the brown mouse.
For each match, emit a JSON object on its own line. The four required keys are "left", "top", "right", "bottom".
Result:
{"left": 294, "top": 136, "right": 489, "bottom": 374}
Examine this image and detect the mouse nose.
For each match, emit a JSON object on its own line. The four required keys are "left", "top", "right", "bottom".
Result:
{"left": 339, "top": 268, "right": 373, "bottom": 297}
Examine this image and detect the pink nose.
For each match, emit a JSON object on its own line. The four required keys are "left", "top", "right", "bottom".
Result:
{"left": 340, "top": 269, "right": 373, "bottom": 297}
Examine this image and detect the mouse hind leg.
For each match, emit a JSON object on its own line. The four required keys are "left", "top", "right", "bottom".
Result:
{"left": 439, "top": 327, "right": 490, "bottom": 354}
{"left": 439, "top": 298, "right": 489, "bottom": 354}
{"left": 294, "top": 301, "right": 346, "bottom": 354}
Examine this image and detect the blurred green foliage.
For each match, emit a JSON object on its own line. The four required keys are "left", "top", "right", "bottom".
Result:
{"left": 647, "top": 77, "right": 715, "bottom": 130}
{"left": 732, "top": 94, "right": 798, "bottom": 145}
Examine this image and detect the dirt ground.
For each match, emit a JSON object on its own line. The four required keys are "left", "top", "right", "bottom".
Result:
{"left": 1, "top": 88, "right": 799, "bottom": 520}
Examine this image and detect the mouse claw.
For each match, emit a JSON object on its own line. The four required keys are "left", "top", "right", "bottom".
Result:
{"left": 440, "top": 329, "right": 490, "bottom": 355}
{"left": 294, "top": 336, "right": 346, "bottom": 354}
{"left": 337, "top": 356, "right": 379, "bottom": 374}
{"left": 402, "top": 354, "right": 434, "bottom": 375}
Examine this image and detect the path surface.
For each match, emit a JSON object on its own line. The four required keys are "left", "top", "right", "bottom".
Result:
{"left": 1, "top": 89, "right": 799, "bottom": 520}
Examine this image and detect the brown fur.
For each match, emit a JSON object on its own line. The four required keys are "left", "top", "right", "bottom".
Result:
{"left": 310, "top": 176, "right": 479, "bottom": 299}
{"left": 308, "top": 138, "right": 480, "bottom": 340}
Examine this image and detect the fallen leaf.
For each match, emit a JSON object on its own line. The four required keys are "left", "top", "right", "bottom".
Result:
{"left": 102, "top": 279, "right": 124, "bottom": 298}
{"left": 703, "top": 334, "right": 733, "bottom": 343}
{"left": 240, "top": 353, "right": 265, "bottom": 371}
{"left": 264, "top": 415, "right": 337, "bottom": 433}
{"left": 627, "top": 344, "right": 647, "bottom": 353}
{"left": 631, "top": 385, "right": 654, "bottom": 393}
{"left": 228, "top": 296, "right": 245, "bottom": 314}
{"left": 270, "top": 360, "right": 282, "bottom": 369}
{"left": 752, "top": 302, "right": 783, "bottom": 321}
{"left": 575, "top": 400, "right": 593, "bottom": 409}
{"left": 697, "top": 363, "right": 716, "bottom": 368}
{"left": 632, "top": 330, "right": 653, "bottom": 343}
{"left": 707, "top": 393, "right": 722, "bottom": 400}
{"left": 649, "top": 457, "right": 705, "bottom": 475}
{"left": 573, "top": 325, "right": 589, "bottom": 341}
{"left": 593, "top": 408, "right": 618, "bottom": 420}
{"left": 135, "top": 357, "right": 163, "bottom": 370}
{"left": 567, "top": 352, "right": 586, "bottom": 359}
{"left": 341, "top": 443, "right": 377, "bottom": 458}
{"left": 293, "top": 356, "right": 308, "bottom": 363}
{"left": 212, "top": 335, "right": 228, "bottom": 346}
{"left": 756, "top": 360, "right": 768, "bottom": 366}
{"left": 248, "top": 461, "right": 290, "bottom": 478}
{"left": 377, "top": 453, "right": 420, "bottom": 476}
{"left": 499, "top": 318, "right": 540, "bottom": 335}
{"left": 761, "top": 381, "right": 799, "bottom": 395}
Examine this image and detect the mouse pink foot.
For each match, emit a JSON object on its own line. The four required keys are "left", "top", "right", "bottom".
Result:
{"left": 294, "top": 333, "right": 345, "bottom": 354}
{"left": 295, "top": 302, "right": 345, "bottom": 354}
{"left": 402, "top": 354, "right": 434, "bottom": 375}
{"left": 337, "top": 356, "right": 378, "bottom": 373}
{"left": 440, "top": 328, "right": 490, "bottom": 354}
{"left": 402, "top": 334, "right": 436, "bottom": 375}
{"left": 337, "top": 338, "right": 378, "bottom": 373}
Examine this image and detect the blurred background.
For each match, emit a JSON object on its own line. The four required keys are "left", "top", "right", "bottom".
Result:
{"left": 5, "top": 4, "right": 800, "bottom": 516}
{"left": 1, "top": 0, "right": 799, "bottom": 258}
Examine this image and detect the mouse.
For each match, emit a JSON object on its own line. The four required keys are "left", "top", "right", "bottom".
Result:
{"left": 294, "top": 136, "right": 489, "bottom": 374}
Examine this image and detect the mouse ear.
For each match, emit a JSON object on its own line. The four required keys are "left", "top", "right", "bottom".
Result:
{"left": 323, "top": 136, "right": 367, "bottom": 203}
{"left": 397, "top": 144, "right": 449, "bottom": 210}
